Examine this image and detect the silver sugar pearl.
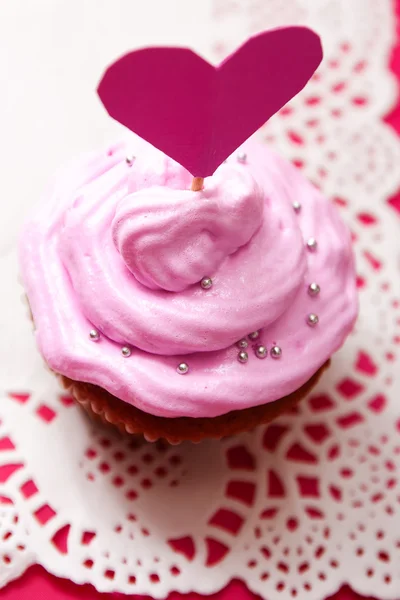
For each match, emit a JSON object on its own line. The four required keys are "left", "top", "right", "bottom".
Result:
{"left": 255, "top": 345, "right": 268, "bottom": 359}
{"left": 307, "top": 313, "right": 319, "bottom": 327}
{"left": 177, "top": 362, "right": 189, "bottom": 374}
{"left": 125, "top": 155, "right": 135, "bottom": 166}
{"left": 121, "top": 346, "right": 132, "bottom": 357}
{"left": 293, "top": 201, "right": 302, "bottom": 213}
{"left": 237, "top": 151, "right": 247, "bottom": 163}
{"left": 237, "top": 339, "right": 249, "bottom": 349}
{"left": 237, "top": 351, "right": 249, "bottom": 363}
{"left": 248, "top": 331, "right": 259, "bottom": 340}
{"left": 307, "top": 237, "right": 318, "bottom": 252}
{"left": 200, "top": 276, "right": 213, "bottom": 290}
{"left": 89, "top": 329, "right": 100, "bottom": 342}
{"left": 308, "top": 282, "right": 321, "bottom": 296}
{"left": 270, "top": 345, "right": 282, "bottom": 359}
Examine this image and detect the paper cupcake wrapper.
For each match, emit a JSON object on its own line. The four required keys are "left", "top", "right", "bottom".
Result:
{"left": 58, "top": 362, "right": 329, "bottom": 444}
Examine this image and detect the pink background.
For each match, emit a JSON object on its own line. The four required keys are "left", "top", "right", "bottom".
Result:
{"left": 3, "top": 2, "right": 400, "bottom": 599}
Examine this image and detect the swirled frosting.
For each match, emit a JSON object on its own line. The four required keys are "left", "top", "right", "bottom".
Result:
{"left": 112, "top": 166, "right": 264, "bottom": 292}
{"left": 19, "top": 136, "right": 358, "bottom": 418}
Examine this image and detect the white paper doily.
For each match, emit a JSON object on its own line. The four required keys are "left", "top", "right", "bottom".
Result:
{"left": 1, "top": 0, "right": 400, "bottom": 598}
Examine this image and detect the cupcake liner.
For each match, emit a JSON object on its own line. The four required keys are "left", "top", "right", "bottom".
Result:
{"left": 59, "top": 361, "right": 330, "bottom": 444}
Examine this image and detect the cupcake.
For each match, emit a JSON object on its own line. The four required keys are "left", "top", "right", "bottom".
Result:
{"left": 19, "top": 28, "right": 358, "bottom": 443}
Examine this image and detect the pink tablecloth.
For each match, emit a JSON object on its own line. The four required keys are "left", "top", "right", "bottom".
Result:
{"left": 3, "top": 3, "right": 400, "bottom": 599}
{"left": 0, "top": 567, "right": 379, "bottom": 600}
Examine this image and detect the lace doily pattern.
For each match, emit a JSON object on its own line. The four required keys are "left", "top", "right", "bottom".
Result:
{"left": 1, "top": 0, "right": 400, "bottom": 598}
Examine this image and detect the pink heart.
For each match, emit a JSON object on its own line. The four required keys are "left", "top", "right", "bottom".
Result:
{"left": 98, "top": 27, "right": 322, "bottom": 177}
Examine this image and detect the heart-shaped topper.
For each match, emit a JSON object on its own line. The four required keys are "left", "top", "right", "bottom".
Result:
{"left": 98, "top": 27, "right": 322, "bottom": 178}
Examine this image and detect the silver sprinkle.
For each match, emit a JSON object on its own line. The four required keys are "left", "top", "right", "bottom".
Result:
{"left": 237, "top": 351, "right": 249, "bottom": 363}
{"left": 308, "top": 282, "right": 320, "bottom": 296}
{"left": 89, "top": 329, "right": 100, "bottom": 342}
{"left": 200, "top": 276, "right": 213, "bottom": 290}
{"left": 270, "top": 345, "right": 282, "bottom": 359}
{"left": 307, "top": 313, "right": 319, "bottom": 327}
{"left": 255, "top": 345, "right": 268, "bottom": 359}
{"left": 237, "top": 151, "right": 247, "bottom": 163}
{"left": 248, "top": 331, "right": 259, "bottom": 340}
{"left": 307, "top": 237, "right": 318, "bottom": 252}
{"left": 293, "top": 201, "right": 301, "bottom": 213}
{"left": 237, "top": 339, "right": 249, "bottom": 349}
{"left": 121, "top": 346, "right": 132, "bottom": 357}
{"left": 177, "top": 362, "right": 189, "bottom": 374}
{"left": 125, "top": 155, "right": 135, "bottom": 166}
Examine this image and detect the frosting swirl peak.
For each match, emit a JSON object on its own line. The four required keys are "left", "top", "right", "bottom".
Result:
{"left": 112, "top": 165, "right": 264, "bottom": 291}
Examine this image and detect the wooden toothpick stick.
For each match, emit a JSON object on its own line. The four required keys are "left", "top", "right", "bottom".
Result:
{"left": 191, "top": 176, "right": 204, "bottom": 192}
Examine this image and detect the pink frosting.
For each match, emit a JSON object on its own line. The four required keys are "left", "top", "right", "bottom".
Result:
{"left": 19, "top": 136, "right": 358, "bottom": 418}
{"left": 112, "top": 168, "right": 264, "bottom": 292}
